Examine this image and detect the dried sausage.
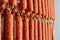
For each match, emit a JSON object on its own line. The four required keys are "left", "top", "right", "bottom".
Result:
{"left": 38, "top": 20, "right": 42, "bottom": 40}
{"left": 13, "top": 20, "right": 16, "bottom": 40}
{"left": 4, "top": 13, "right": 13, "bottom": 40}
{"left": 20, "top": 0, "right": 27, "bottom": 13}
{"left": 16, "top": 15, "right": 23, "bottom": 40}
{"left": 38, "top": 0, "right": 42, "bottom": 16}
{"left": 9, "top": 0, "right": 17, "bottom": 8}
{"left": 1, "top": 0, "right": 8, "bottom": 4}
{"left": 45, "top": 22, "right": 48, "bottom": 40}
{"left": 29, "top": 19, "right": 34, "bottom": 40}
{"left": 34, "top": 19, "right": 38, "bottom": 40}
{"left": 33, "top": 0, "right": 38, "bottom": 14}
{"left": 23, "top": 17, "right": 29, "bottom": 40}
{"left": 50, "top": 0, "right": 55, "bottom": 20}
{"left": 42, "top": 21, "right": 45, "bottom": 40}
{"left": 45, "top": 0, "right": 48, "bottom": 18}
{"left": 0, "top": 14, "right": 1, "bottom": 40}
{"left": 27, "top": 0, "right": 33, "bottom": 13}
{"left": 41, "top": 0, "right": 46, "bottom": 17}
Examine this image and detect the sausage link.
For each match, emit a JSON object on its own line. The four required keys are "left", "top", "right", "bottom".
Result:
{"left": 41, "top": 0, "right": 46, "bottom": 17}
{"left": 50, "top": 0, "right": 55, "bottom": 20}
{"left": 45, "top": 0, "right": 48, "bottom": 18}
{"left": 34, "top": 19, "right": 38, "bottom": 40}
{"left": 13, "top": 20, "right": 16, "bottom": 40}
{"left": 48, "top": 23, "right": 52, "bottom": 40}
{"left": 29, "top": 19, "right": 34, "bottom": 40}
{"left": 45, "top": 22, "right": 48, "bottom": 40}
{"left": 50, "top": 23, "right": 53, "bottom": 40}
{"left": 0, "top": 14, "right": 1, "bottom": 40}
{"left": 42, "top": 21, "right": 45, "bottom": 40}
{"left": 9, "top": 0, "right": 17, "bottom": 8}
{"left": 23, "top": 17, "right": 29, "bottom": 40}
{"left": 38, "top": 20, "right": 42, "bottom": 40}
{"left": 16, "top": 16, "right": 23, "bottom": 40}
{"left": 20, "top": 0, "right": 27, "bottom": 13}
{"left": 4, "top": 13, "right": 13, "bottom": 40}
{"left": 38, "top": 0, "right": 42, "bottom": 16}
{"left": 52, "top": 24, "right": 54, "bottom": 40}
{"left": 27, "top": 0, "right": 33, "bottom": 13}
{"left": 1, "top": 0, "right": 8, "bottom": 4}
{"left": 47, "top": 0, "right": 50, "bottom": 19}
{"left": 33, "top": 0, "right": 38, "bottom": 14}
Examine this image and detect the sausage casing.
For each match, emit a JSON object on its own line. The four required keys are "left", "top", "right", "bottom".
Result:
{"left": 4, "top": 13, "right": 13, "bottom": 40}
{"left": 16, "top": 16, "right": 23, "bottom": 40}
{"left": 34, "top": 19, "right": 38, "bottom": 40}
{"left": 29, "top": 19, "right": 34, "bottom": 40}
{"left": 23, "top": 17, "right": 29, "bottom": 40}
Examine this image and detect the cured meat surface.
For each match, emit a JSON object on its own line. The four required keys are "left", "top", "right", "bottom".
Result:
{"left": 23, "top": 17, "right": 29, "bottom": 40}
{"left": 16, "top": 16, "right": 23, "bottom": 40}
{"left": 29, "top": 19, "right": 34, "bottom": 40}
{"left": 4, "top": 13, "right": 13, "bottom": 40}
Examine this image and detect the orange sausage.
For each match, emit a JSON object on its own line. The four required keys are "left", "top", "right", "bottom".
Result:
{"left": 4, "top": 13, "right": 13, "bottom": 40}
{"left": 9, "top": 0, "right": 17, "bottom": 8}
{"left": 45, "top": 0, "right": 48, "bottom": 18}
{"left": 47, "top": 0, "right": 50, "bottom": 19}
{"left": 41, "top": 0, "right": 46, "bottom": 17}
{"left": 0, "top": 14, "right": 1, "bottom": 40}
{"left": 1, "top": 0, "right": 8, "bottom": 4}
{"left": 38, "top": 0, "right": 42, "bottom": 16}
{"left": 16, "top": 15, "right": 23, "bottom": 40}
{"left": 49, "top": 23, "right": 54, "bottom": 40}
{"left": 13, "top": 20, "right": 16, "bottom": 40}
{"left": 34, "top": 19, "right": 38, "bottom": 40}
{"left": 48, "top": 23, "right": 52, "bottom": 40}
{"left": 52, "top": 24, "right": 54, "bottom": 40}
{"left": 27, "top": 0, "right": 33, "bottom": 13}
{"left": 29, "top": 19, "right": 34, "bottom": 40}
{"left": 50, "top": 0, "right": 55, "bottom": 20}
{"left": 45, "top": 22, "right": 48, "bottom": 40}
{"left": 33, "top": 0, "right": 38, "bottom": 14}
{"left": 38, "top": 20, "right": 42, "bottom": 40}
{"left": 23, "top": 17, "right": 29, "bottom": 40}
{"left": 42, "top": 21, "right": 45, "bottom": 40}
{"left": 20, "top": 0, "right": 27, "bottom": 13}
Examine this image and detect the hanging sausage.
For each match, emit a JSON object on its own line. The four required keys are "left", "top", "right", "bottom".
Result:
{"left": 29, "top": 18, "right": 34, "bottom": 40}
{"left": 0, "top": 0, "right": 8, "bottom": 13}
{"left": 45, "top": 0, "right": 48, "bottom": 18}
{"left": 42, "top": 21, "right": 46, "bottom": 40}
{"left": 27, "top": 0, "right": 33, "bottom": 14}
{"left": 38, "top": 20, "right": 42, "bottom": 40}
{"left": 41, "top": 0, "right": 46, "bottom": 17}
{"left": 33, "top": 0, "right": 38, "bottom": 14}
{"left": 47, "top": 0, "right": 50, "bottom": 19}
{"left": 52, "top": 23, "right": 54, "bottom": 40}
{"left": 4, "top": 9, "right": 13, "bottom": 40}
{"left": 50, "top": 0, "right": 55, "bottom": 20}
{"left": 9, "top": 0, "right": 17, "bottom": 9}
{"left": 34, "top": 18, "right": 38, "bottom": 40}
{"left": 38, "top": 0, "right": 42, "bottom": 16}
{"left": 23, "top": 16, "right": 29, "bottom": 40}
{"left": 48, "top": 23, "right": 52, "bottom": 40}
{"left": 16, "top": 14, "right": 23, "bottom": 40}
{"left": 0, "top": 14, "right": 1, "bottom": 40}
{"left": 20, "top": 0, "right": 27, "bottom": 13}
{"left": 13, "top": 20, "right": 16, "bottom": 40}
{"left": 45, "top": 22, "right": 48, "bottom": 40}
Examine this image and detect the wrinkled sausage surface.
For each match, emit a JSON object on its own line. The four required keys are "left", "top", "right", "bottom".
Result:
{"left": 16, "top": 16, "right": 23, "bottom": 40}
{"left": 4, "top": 13, "right": 13, "bottom": 40}
{"left": 29, "top": 19, "right": 34, "bottom": 40}
{"left": 23, "top": 17, "right": 29, "bottom": 40}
